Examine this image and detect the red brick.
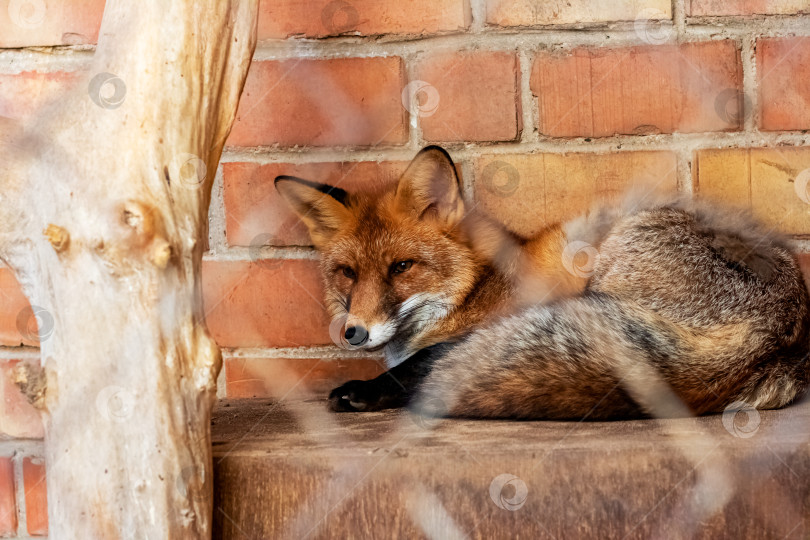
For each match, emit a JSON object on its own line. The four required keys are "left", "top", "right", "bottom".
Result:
{"left": 0, "top": 458, "right": 16, "bottom": 536}
{"left": 0, "top": 71, "right": 79, "bottom": 122}
{"left": 694, "top": 147, "right": 810, "bottom": 235}
{"left": 258, "top": 0, "right": 469, "bottom": 39}
{"left": 202, "top": 260, "right": 331, "bottom": 348}
{"left": 227, "top": 58, "right": 408, "bottom": 148}
{"left": 0, "top": 0, "right": 104, "bottom": 48}
{"left": 224, "top": 356, "right": 384, "bottom": 398}
{"left": 757, "top": 37, "right": 810, "bottom": 132}
{"left": 415, "top": 51, "right": 521, "bottom": 143}
{"left": 488, "top": 0, "right": 671, "bottom": 27}
{"left": 0, "top": 361, "right": 44, "bottom": 439}
{"left": 687, "top": 0, "right": 810, "bottom": 16}
{"left": 475, "top": 151, "right": 678, "bottom": 238}
{"left": 0, "top": 268, "right": 36, "bottom": 347}
{"left": 223, "top": 161, "right": 408, "bottom": 247}
{"left": 22, "top": 457, "right": 46, "bottom": 536}
{"left": 223, "top": 158, "right": 463, "bottom": 248}
{"left": 531, "top": 41, "right": 742, "bottom": 137}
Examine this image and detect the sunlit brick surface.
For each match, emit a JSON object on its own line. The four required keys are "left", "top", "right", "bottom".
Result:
{"left": 227, "top": 57, "right": 408, "bottom": 148}
{"left": 531, "top": 41, "right": 742, "bottom": 137}
{"left": 3, "top": 3, "right": 810, "bottom": 533}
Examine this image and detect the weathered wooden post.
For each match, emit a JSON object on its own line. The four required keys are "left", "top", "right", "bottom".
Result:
{"left": 0, "top": 0, "right": 258, "bottom": 536}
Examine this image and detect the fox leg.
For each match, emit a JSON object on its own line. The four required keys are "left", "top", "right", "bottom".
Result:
{"left": 328, "top": 343, "right": 453, "bottom": 412}
{"left": 329, "top": 296, "right": 676, "bottom": 417}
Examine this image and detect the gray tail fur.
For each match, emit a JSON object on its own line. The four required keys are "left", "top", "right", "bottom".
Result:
{"left": 417, "top": 293, "right": 810, "bottom": 420}
{"left": 417, "top": 202, "right": 810, "bottom": 420}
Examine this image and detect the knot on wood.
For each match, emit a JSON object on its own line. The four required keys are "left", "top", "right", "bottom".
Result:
{"left": 151, "top": 239, "right": 172, "bottom": 269}
{"left": 44, "top": 224, "right": 70, "bottom": 253}
{"left": 119, "top": 200, "right": 174, "bottom": 269}
{"left": 121, "top": 201, "right": 159, "bottom": 246}
{"left": 12, "top": 361, "right": 47, "bottom": 410}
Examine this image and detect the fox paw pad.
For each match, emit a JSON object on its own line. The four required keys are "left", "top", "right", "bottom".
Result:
{"left": 328, "top": 380, "right": 382, "bottom": 412}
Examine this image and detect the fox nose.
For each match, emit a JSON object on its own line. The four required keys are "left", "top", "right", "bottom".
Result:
{"left": 344, "top": 325, "right": 369, "bottom": 346}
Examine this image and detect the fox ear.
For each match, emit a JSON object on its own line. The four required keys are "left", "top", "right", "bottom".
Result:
{"left": 274, "top": 176, "right": 353, "bottom": 247}
{"left": 395, "top": 146, "right": 464, "bottom": 227}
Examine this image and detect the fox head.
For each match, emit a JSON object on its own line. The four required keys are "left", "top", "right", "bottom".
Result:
{"left": 275, "top": 146, "right": 487, "bottom": 364}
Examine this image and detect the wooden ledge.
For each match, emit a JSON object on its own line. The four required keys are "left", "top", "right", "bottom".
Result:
{"left": 212, "top": 398, "right": 810, "bottom": 539}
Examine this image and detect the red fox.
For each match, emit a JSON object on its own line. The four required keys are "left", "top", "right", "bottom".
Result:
{"left": 275, "top": 146, "right": 810, "bottom": 419}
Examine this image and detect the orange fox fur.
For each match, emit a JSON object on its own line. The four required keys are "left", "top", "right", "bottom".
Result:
{"left": 276, "top": 146, "right": 810, "bottom": 419}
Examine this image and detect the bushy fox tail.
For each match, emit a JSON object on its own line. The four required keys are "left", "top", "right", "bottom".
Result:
{"left": 416, "top": 293, "right": 810, "bottom": 420}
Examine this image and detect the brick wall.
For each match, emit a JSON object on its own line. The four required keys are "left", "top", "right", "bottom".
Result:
{"left": 2, "top": 0, "right": 810, "bottom": 535}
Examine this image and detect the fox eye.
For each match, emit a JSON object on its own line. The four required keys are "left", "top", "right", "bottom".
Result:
{"left": 342, "top": 266, "right": 356, "bottom": 280}
{"left": 390, "top": 260, "right": 413, "bottom": 275}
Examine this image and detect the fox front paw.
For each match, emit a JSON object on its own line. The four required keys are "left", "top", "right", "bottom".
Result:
{"left": 328, "top": 380, "right": 383, "bottom": 412}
